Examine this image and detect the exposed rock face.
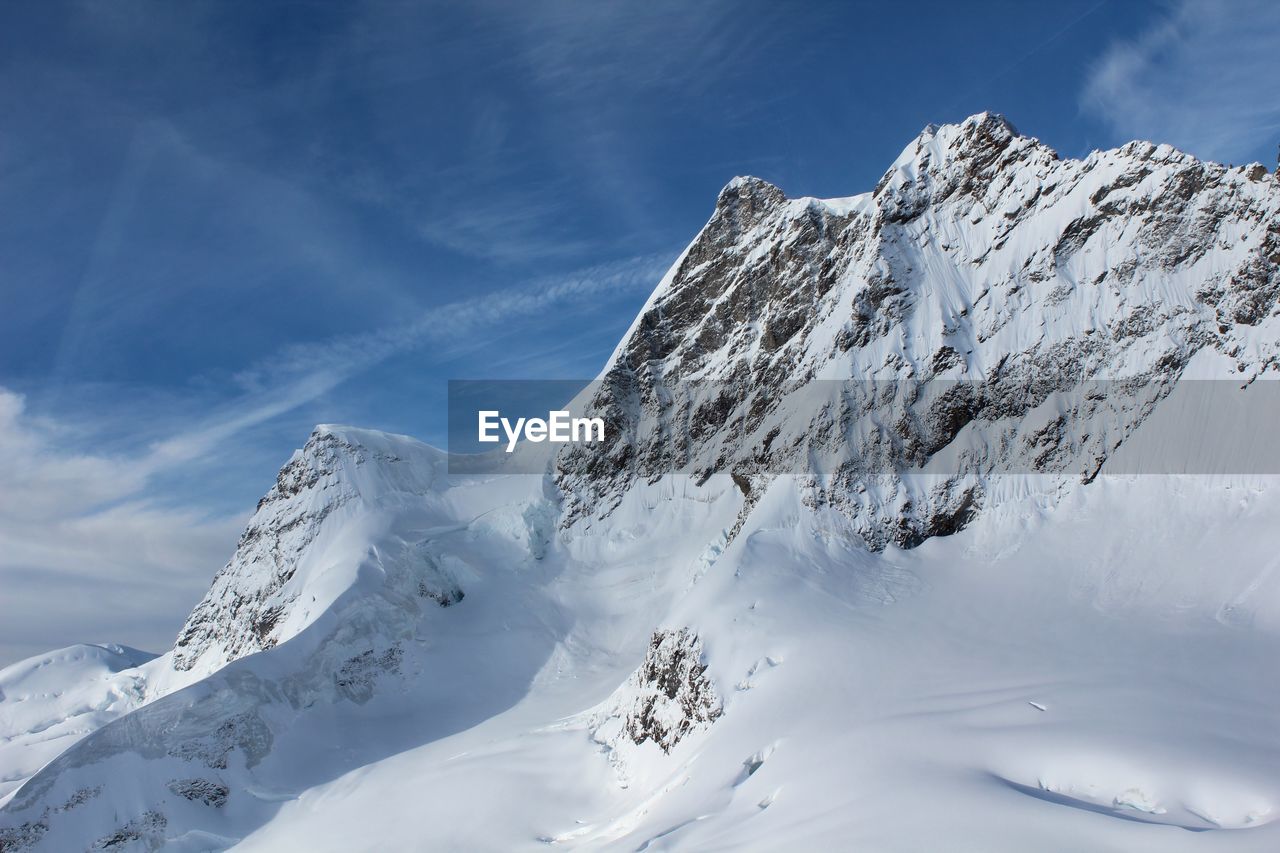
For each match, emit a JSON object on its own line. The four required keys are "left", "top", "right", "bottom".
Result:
{"left": 165, "top": 778, "right": 229, "bottom": 808}
{"left": 171, "top": 430, "right": 362, "bottom": 672}
{"left": 333, "top": 646, "right": 403, "bottom": 704}
{"left": 593, "top": 629, "right": 722, "bottom": 755}
{"left": 89, "top": 809, "right": 166, "bottom": 851}
{"left": 0, "top": 787, "right": 101, "bottom": 852}
{"left": 557, "top": 113, "right": 1280, "bottom": 547}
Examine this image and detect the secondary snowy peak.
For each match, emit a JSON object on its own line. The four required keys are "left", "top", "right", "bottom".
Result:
{"left": 168, "top": 425, "right": 449, "bottom": 683}
{"left": 0, "top": 645, "right": 156, "bottom": 805}
{"left": 556, "top": 112, "right": 1280, "bottom": 544}
{"left": 0, "top": 429, "right": 549, "bottom": 851}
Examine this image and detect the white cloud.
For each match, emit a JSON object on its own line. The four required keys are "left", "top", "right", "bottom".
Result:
{"left": 1082, "top": 0, "right": 1280, "bottom": 165}
{"left": 0, "top": 388, "right": 245, "bottom": 666}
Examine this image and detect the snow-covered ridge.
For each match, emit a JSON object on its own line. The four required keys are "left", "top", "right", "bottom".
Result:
{"left": 166, "top": 425, "right": 452, "bottom": 686}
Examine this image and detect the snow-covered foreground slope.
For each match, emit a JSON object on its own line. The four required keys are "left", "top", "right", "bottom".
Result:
{"left": 233, "top": 475, "right": 1280, "bottom": 851}
{"left": 0, "top": 427, "right": 741, "bottom": 851}
{"left": 9, "top": 462, "right": 1280, "bottom": 851}
{"left": 2, "top": 114, "right": 1279, "bottom": 850}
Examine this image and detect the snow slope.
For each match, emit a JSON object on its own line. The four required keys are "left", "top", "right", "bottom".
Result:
{"left": 2, "top": 114, "right": 1279, "bottom": 851}
{"left": 237, "top": 474, "right": 1280, "bottom": 852}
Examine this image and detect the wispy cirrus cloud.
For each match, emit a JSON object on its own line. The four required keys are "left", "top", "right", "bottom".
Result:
{"left": 1081, "top": 0, "right": 1280, "bottom": 165}
{"left": 150, "top": 252, "right": 669, "bottom": 467}
{"left": 500, "top": 0, "right": 775, "bottom": 99}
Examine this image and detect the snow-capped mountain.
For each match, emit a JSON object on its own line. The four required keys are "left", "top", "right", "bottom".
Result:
{"left": 559, "top": 113, "right": 1280, "bottom": 544}
{"left": 3, "top": 114, "right": 1280, "bottom": 852}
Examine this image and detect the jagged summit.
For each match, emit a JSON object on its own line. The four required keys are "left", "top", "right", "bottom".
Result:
{"left": 718, "top": 174, "right": 784, "bottom": 197}
{"left": 721, "top": 111, "right": 1276, "bottom": 231}
{"left": 716, "top": 114, "right": 1026, "bottom": 223}
{"left": 900, "top": 111, "right": 1023, "bottom": 161}
{"left": 712, "top": 175, "right": 788, "bottom": 233}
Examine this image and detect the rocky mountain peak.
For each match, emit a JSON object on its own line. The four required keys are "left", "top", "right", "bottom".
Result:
{"left": 556, "top": 115, "right": 1280, "bottom": 545}
{"left": 713, "top": 175, "right": 788, "bottom": 231}
{"left": 873, "top": 112, "right": 1049, "bottom": 224}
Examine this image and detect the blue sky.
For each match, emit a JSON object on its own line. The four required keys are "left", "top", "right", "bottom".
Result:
{"left": 1, "top": 0, "right": 1278, "bottom": 664}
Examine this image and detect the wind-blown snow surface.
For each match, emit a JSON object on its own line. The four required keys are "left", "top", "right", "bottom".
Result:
{"left": 3, "top": 114, "right": 1280, "bottom": 851}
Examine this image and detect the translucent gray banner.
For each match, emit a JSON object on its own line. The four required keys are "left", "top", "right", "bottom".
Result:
{"left": 446, "top": 378, "right": 1280, "bottom": 477}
